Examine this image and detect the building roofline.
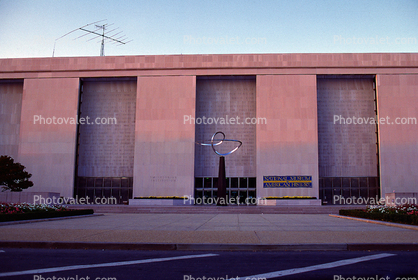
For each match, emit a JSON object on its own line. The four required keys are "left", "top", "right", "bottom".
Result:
{"left": 1, "top": 53, "right": 417, "bottom": 79}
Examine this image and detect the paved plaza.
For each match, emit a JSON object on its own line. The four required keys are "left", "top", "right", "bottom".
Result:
{"left": 1, "top": 213, "right": 417, "bottom": 247}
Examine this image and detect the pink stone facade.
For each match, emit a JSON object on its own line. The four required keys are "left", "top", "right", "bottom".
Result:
{"left": 256, "top": 75, "right": 318, "bottom": 199}
{"left": 376, "top": 74, "right": 418, "bottom": 196}
{"left": 0, "top": 53, "right": 417, "bottom": 203}
{"left": 134, "top": 76, "right": 196, "bottom": 197}
{"left": 19, "top": 78, "right": 79, "bottom": 197}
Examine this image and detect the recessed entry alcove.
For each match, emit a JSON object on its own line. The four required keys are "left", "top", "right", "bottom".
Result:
{"left": 317, "top": 75, "right": 380, "bottom": 204}
{"left": 74, "top": 77, "right": 137, "bottom": 204}
{"left": 194, "top": 76, "right": 256, "bottom": 203}
{"left": 0, "top": 80, "right": 23, "bottom": 160}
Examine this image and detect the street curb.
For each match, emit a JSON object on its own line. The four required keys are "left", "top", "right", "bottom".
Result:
{"left": 329, "top": 214, "right": 418, "bottom": 231}
{"left": 176, "top": 243, "right": 347, "bottom": 251}
{"left": 1, "top": 241, "right": 417, "bottom": 251}
{"left": 0, "top": 214, "right": 103, "bottom": 227}
{"left": 347, "top": 244, "right": 418, "bottom": 251}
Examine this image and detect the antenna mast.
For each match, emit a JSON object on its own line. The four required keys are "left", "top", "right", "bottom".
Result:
{"left": 53, "top": 20, "right": 131, "bottom": 57}
{"left": 96, "top": 24, "right": 106, "bottom": 56}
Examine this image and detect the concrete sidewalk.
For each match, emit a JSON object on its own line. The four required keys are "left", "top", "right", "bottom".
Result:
{"left": 1, "top": 213, "right": 418, "bottom": 251}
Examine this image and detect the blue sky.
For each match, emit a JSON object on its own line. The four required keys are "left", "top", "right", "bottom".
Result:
{"left": 0, "top": 0, "right": 417, "bottom": 58}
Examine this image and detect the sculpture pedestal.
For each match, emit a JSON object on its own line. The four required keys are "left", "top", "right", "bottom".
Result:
{"left": 216, "top": 156, "right": 227, "bottom": 206}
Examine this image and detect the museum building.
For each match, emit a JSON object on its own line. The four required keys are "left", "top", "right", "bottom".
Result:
{"left": 0, "top": 53, "right": 417, "bottom": 205}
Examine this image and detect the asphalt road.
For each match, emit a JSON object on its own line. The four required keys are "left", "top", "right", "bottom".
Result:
{"left": 0, "top": 248, "right": 417, "bottom": 280}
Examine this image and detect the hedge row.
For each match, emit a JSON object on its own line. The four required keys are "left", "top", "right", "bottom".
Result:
{"left": 0, "top": 209, "right": 94, "bottom": 222}
{"left": 339, "top": 209, "right": 418, "bottom": 226}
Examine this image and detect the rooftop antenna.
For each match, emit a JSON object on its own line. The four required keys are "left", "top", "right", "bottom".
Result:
{"left": 53, "top": 20, "right": 131, "bottom": 57}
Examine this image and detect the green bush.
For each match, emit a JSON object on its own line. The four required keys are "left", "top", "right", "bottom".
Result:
{"left": 0, "top": 155, "right": 33, "bottom": 192}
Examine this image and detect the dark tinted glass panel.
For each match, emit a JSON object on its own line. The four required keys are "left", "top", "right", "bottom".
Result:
{"left": 95, "top": 178, "right": 103, "bottom": 188}
{"left": 87, "top": 178, "right": 94, "bottom": 188}
{"left": 121, "top": 178, "right": 129, "bottom": 188}
{"left": 104, "top": 178, "right": 112, "bottom": 188}
{"left": 249, "top": 178, "right": 256, "bottom": 189}
{"left": 195, "top": 178, "right": 203, "bottom": 189}
{"left": 204, "top": 178, "right": 211, "bottom": 188}
{"left": 231, "top": 178, "right": 238, "bottom": 189}
{"left": 239, "top": 178, "right": 248, "bottom": 189}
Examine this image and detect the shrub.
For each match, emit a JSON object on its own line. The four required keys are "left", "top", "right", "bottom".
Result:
{"left": 0, "top": 155, "right": 33, "bottom": 192}
{"left": 0, "top": 203, "right": 94, "bottom": 222}
{"left": 0, "top": 203, "right": 68, "bottom": 214}
{"left": 339, "top": 204, "right": 418, "bottom": 226}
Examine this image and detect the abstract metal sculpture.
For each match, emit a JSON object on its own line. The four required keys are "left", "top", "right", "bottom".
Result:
{"left": 197, "top": 132, "right": 242, "bottom": 205}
